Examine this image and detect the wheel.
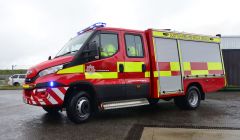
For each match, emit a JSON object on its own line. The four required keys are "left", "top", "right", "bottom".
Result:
{"left": 147, "top": 98, "right": 159, "bottom": 105}
{"left": 42, "top": 106, "right": 61, "bottom": 114}
{"left": 13, "top": 82, "right": 20, "bottom": 86}
{"left": 174, "top": 86, "right": 201, "bottom": 110}
{"left": 66, "top": 91, "right": 92, "bottom": 123}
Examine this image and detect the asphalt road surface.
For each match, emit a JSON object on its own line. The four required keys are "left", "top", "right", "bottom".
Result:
{"left": 0, "top": 90, "right": 240, "bottom": 140}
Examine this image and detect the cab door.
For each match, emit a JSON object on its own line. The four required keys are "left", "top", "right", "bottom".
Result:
{"left": 84, "top": 30, "right": 126, "bottom": 102}
{"left": 122, "top": 32, "right": 150, "bottom": 99}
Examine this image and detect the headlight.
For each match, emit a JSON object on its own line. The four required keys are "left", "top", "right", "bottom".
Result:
{"left": 38, "top": 65, "right": 63, "bottom": 77}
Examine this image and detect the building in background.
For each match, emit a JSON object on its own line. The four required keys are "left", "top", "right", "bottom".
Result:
{"left": 221, "top": 36, "right": 240, "bottom": 86}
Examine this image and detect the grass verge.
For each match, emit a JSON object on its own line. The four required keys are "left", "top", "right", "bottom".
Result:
{"left": 0, "top": 69, "right": 27, "bottom": 75}
{"left": 0, "top": 85, "right": 22, "bottom": 90}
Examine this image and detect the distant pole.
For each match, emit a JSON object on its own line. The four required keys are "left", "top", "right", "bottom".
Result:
{"left": 12, "top": 65, "right": 17, "bottom": 70}
{"left": 12, "top": 65, "right": 16, "bottom": 70}
{"left": 11, "top": 65, "right": 16, "bottom": 86}
{"left": 11, "top": 65, "right": 17, "bottom": 74}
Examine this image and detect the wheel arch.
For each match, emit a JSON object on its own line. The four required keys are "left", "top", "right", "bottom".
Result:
{"left": 186, "top": 82, "right": 205, "bottom": 100}
{"left": 63, "top": 81, "right": 99, "bottom": 111}
{"left": 13, "top": 82, "right": 20, "bottom": 86}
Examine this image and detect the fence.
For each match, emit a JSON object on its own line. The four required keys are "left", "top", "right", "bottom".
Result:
{"left": 0, "top": 75, "right": 11, "bottom": 86}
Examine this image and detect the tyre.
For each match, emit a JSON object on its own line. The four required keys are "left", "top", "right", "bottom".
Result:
{"left": 174, "top": 86, "right": 201, "bottom": 110}
{"left": 147, "top": 98, "right": 159, "bottom": 105}
{"left": 42, "top": 106, "right": 61, "bottom": 114}
{"left": 66, "top": 91, "right": 92, "bottom": 123}
{"left": 13, "top": 82, "right": 20, "bottom": 86}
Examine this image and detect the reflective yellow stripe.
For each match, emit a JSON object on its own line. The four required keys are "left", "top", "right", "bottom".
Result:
{"left": 153, "top": 38, "right": 157, "bottom": 61}
{"left": 224, "top": 76, "right": 227, "bottom": 86}
{"left": 207, "top": 62, "right": 223, "bottom": 70}
{"left": 191, "top": 70, "right": 209, "bottom": 75}
{"left": 157, "top": 79, "right": 160, "bottom": 97}
{"left": 152, "top": 61, "right": 223, "bottom": 78}
{"left": 145, "top": 71, "right": 150, "bottom": 77}
{"left": 153, "top": 31, "right": 164, "bottom": 37}
{"left": 152, "top": 31, "right": 221, "bottom": 43}
{"left": 57, "top": 65, "right": 84, "bottom": 74}
{"left": 183, "top": 62, "right": 191, "bottom": 71}
{"left": 219, "top": 46, "right": 226, "bottom": 75}
{"left": 154, "top": 71, "right": 172, "bottom": 77}
{"left": 170, "top": 62, "right": 180, "bottom": 71}
{"left": 160, "top": 71, "right": 172, "bottom": 76}
{"left": 177, "top": 40, "right": 184, "bottom": 77}
{"left": 117, "top": 62, "right": 144, "bottom": 72}
{"left": 125, "top": 62, "right": 144, "bottom": 72}
{"left": 85, "top": 72, "right": 118, "bottom": 79}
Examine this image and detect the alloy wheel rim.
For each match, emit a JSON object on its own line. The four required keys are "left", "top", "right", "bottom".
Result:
{"left": 76, "top": 97, "right": 90, "bottom": 118}
{"left": 188, "top": 90, "right": 198, "bottom": 107}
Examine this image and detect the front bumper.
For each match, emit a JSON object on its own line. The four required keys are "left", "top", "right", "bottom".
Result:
{"left": 23, "top": 86, "right": 69, "bottom": 106}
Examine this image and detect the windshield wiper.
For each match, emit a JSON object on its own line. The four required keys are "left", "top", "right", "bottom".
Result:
{"left": 55, "top": 50, "right": 78, "bottom": 58}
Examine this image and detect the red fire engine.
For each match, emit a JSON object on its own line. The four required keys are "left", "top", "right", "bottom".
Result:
{"left": 23, "top": 23, "right": 226, "bottom": 123}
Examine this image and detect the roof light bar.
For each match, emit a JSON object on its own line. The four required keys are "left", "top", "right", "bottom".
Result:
{"left": 77, "top": 22, "right": 106, "bottom": 35}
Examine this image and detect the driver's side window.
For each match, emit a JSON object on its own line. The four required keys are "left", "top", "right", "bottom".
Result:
{"left": 88, "top": 34, "right": 100, "bottom": 50}
{"left": 82, "top": 34, "right": 100, "bottom": 61}
{"left": 83, "top": 32, "right": 119, "bottom": 62}
{"left": 100, "top": 33, "right": 118, "bottom": 58}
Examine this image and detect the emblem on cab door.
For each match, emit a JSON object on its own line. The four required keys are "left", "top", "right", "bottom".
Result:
{"left": 86, "top": 65, "right": 95, "bottom": 74}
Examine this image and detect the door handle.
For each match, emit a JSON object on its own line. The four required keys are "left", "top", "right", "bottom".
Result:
{"left": 142, "top": 64, "right": 146, "bottom": 72}
{"left": 119, "top": 64, "right": 124, "bottom": 73}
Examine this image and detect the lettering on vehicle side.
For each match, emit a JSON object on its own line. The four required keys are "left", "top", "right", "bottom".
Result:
{"left": 169, "top": 33, "right": 212, "bottom": 42}
{"left": 95, "top": 70, "right": 110, "bottom": 72}
{"left": 127, "top": 80, "right": 148, "bottom": 83}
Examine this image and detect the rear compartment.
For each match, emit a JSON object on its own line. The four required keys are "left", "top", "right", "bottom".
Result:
{"left": 146, "top": 29, "right": 225, "bottom": 98}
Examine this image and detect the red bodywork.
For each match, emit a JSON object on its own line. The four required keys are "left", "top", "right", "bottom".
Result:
{"left": 23, "top": 27, "right": 226, "bottom": 107}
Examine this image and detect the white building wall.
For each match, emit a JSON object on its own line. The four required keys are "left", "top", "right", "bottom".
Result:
{"left": 221, "top": 36, "right": 240, "bottom": 49}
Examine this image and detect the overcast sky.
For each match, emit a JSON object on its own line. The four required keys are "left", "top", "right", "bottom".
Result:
{"left": 0, "top": 0, "right": 239, "bottom": 69}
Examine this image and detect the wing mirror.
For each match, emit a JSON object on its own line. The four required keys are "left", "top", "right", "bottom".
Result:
{"left": 82, "top": 41, "right": 100, "bottom": 60}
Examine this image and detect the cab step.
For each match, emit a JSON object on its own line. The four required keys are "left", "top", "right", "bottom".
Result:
{"left": 102, "top": 98, "right": 149, "bottom": 110}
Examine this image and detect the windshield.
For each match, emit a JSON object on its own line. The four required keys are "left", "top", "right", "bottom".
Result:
{"left": 55, "top": 31, "right": 93, "bottom": 57}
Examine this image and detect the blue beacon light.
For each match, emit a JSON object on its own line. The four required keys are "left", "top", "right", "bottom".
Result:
{"left": 49, "top": 81, "right": 54, "bottom": 87}
{"left": 77, "top": 22, "right": 106, "bottom": 35}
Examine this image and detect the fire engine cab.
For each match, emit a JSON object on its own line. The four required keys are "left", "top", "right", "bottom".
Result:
{"left": 23, "top": 23, "right": 226, "bottom": 123}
